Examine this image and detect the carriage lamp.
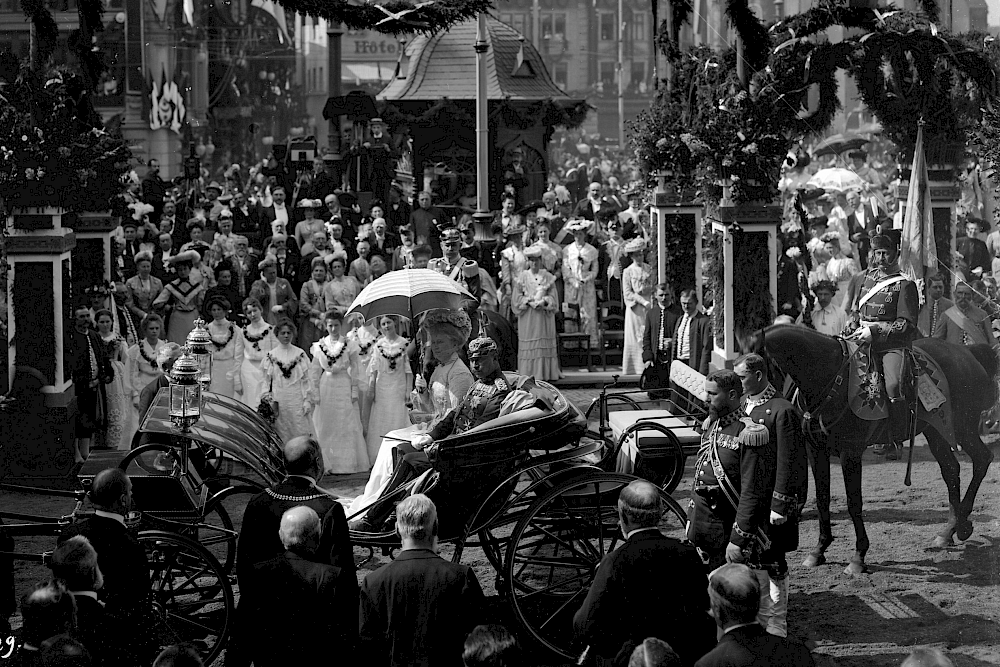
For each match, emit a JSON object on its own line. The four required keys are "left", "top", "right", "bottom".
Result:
{"left": 185, "top": 319, "right": 213, "bottom": 389}
{"left": 168, "top": 346, "right": 202, "bottom": 432}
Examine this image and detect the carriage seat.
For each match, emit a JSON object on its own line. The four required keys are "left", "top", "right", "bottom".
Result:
{"left": 463, "top": 373, "right": 556, "bottom": 435}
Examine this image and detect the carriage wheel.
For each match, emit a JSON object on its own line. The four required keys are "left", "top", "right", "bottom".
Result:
{"left": 504, "top": 472, "right": 687, "bottom": 660}
{"left": 138, "top": 530, "right": 234, "bottom": 666}
{"left": 584, "top": 394, "right": 640, "bottom": 422}
{"left": 120, "top": 443, "right": 222, "bottom": 479}
{"left": 200, "top": 482, "right": 264, "bottom": 576}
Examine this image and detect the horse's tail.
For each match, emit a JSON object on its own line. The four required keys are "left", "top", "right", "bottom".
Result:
{"left": 968, "top": 344, "right": 1000, "bottom": 404}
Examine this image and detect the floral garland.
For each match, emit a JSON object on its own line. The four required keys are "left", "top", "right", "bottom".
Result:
{"left": 139, "top": 340, "right": 160, "bottom": 368}
{"left": 269, "top": 352, "right": 306, "bottom": 379}
{"left": 84, "top": 280, "right": 115, "bottom": 298}
{"left": 318, "top": 338, "right": 347, "bottom": 367}
{"left": 378, "top": 337, "right": 409, "bottom": 371}
{"left": 356, "top": 338, "right": 375, "bottom": 356}
{"left": 209, "top": 323, "right": 235, "bottom": 351}
{"left": 244, "top": 324, "right": 273, "bottom": 351}
{"left": 268, "top": 0, "right": 492, "bottom": 34}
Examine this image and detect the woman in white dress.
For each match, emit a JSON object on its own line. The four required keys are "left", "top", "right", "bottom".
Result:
{"left": 128, "top": 314, "right": 166, "bottom": 422}
{"left": 512, "top": 245, "right": 560, "bottom": 380}
{"left": 94, "top": 309, "right": 134, "bottom": 450}
{"left": 347, "top": 315, "right": 380, "bottom": 435}
{"left": 562, "top": 220, "right": 599, "bottom": 346}
{"left": 261, "top": 319, "right": 313, "bottom": 444}
{"left": 348, "top": 308, "right": 474, "bottom": 518}
{"left": 239, "top": 298, "right": 277, "bottom": 410}
{"left": 322, "top": 255, "right": 361, "bottom": 319}
{"left": 365, "top": 315, "right": 412, "bottom": 461}
{"left": 817, "top": 232, "right": 860, "bottom": 310}
{"left": 310, "top": 311, "right": 369, "bottom": 474}
{"left": 621, "top": 237, "right": 653, "bottom": 375}
{"left": 205, "top": 295, "right": 245, "bottom": 399}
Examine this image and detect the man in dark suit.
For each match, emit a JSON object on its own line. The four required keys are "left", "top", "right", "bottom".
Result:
{"left": 359, "top": 494, "right": 484, "bottom": 667}
{"left": 152, "top": 232, "right": 177, "bottom": 283}
{"left": 642, "top": 283, "right": 682, "bottom": 367}
{"left": 673, "top": 289, "right": 712, "bottom": 375}
{"left": 58, "top": 469, "right": 149, "bottom": 618}
{"left": 368, "top": 217, "right": 399, "bottom": 260}
{"left": 258, "top": 186, "right": 292, "bottom": 239}
{"left": 735, "top": 353, "right": 807, "bottom": 638}
{"left": 573, "top": 182, "right": 618, "bottom": 222}
{"left": 229, "top": 506, "right": 358, "bottom": 667}
{"left": 50, "top": 536, "right": 128, "bottom": 666}
{"left": 236, "top": 436, "right": 354, "bottom": 588}
{"left": 845, "top": 190, "right": 881, "bottom": 269}
{"left": 695, "top": 564, "right": 814, "bottom": 667}
{"left": 573, "top": 480, "right": 714, "bottom": 666}
{"left": 230, "top": 192, "right": 261, "bottom": 250}
{"left": 67, "top": 304, "right": 111, "bottom": 463}
{"left": 958, "top": 218, "right": 991, "bottom": 280}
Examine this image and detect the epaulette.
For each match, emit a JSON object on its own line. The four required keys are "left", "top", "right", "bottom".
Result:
{"left": 494, "top": 377, "right": 508, "bottom": 391}
{"left": 737, "top": 417, "right": 769, "bottom": 447}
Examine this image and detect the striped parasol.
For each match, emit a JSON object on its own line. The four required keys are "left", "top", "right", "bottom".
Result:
{"left": 345, "top": 268, "right": 477, "bottom": 322}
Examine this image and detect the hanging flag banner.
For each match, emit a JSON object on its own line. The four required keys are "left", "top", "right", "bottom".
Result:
{"left": 149, "top": 66, "right": 187, "bottom": 135}
{"left": 250, "top": 0, "right": 291, "bottom": 44}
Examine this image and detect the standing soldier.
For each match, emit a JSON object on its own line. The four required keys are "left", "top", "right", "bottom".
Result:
{"left": 735, "top": 353, "right": 808, "bottom": 638}
{"left": 687, "top": 369, "right": 774, "bottom": 574}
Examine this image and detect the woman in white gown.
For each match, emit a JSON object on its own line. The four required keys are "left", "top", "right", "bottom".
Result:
{"left": 365, "top": 315, "right": 412, "bottom": 462}
{"left": 239, "top": 298, "right": 276, "bottom": 410}
{"left": 95, "top": 309, "right": 134, "bottom": 450}
{"left": 347, "top": 308, "right": 473, "bottom": 518}
{"left": 512, "top": 245, "right": 560, "bottom": 380}
{"left": 621, "top": 237, "right": 653, "bottom": 375}
{"left": 128, "top": 314, "right": 166, "bottom": 423}
{"left": 347, "top": 315, "right": 379, "bottom": 435}
{"left": 205, "top": 295, "right": 245, "bottom": 398}
{"left": 261, "top": 319, "right": 313, "bottom": 444}
{"left": 310, "top": 311, "right": 369, "bottom": 474}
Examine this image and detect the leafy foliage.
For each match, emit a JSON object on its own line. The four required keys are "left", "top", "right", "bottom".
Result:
{"left": 269, "top": 0, "right": 494, "bottom": 34}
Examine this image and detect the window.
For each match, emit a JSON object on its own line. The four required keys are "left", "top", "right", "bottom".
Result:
{"left": 631, "top": 12, "right": 647, "bottom": 42}
{"left": 541, "top": 13, "right": 566, "bottom": 39}
{"left": 599, "top": 61, "right": 616, "bottom": 86}
{"left": 599, "top": 12, "right": 616, "bottom": 40}
{"left": 499, "top": 12, "right": 531, "bottom": 41}
{"left": 553, "top": 62, "right": 568, "bottom": 87}
{"left": 630, "top": 61, "right": 645, "bottom": 85}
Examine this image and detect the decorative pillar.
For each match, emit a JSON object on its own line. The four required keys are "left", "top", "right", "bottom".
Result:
{"left": 710, "top": 202, "right": 780, "bottom": 370}
{"left": 3, "top": 207, "right": 78, "bottom": 480}
{"left": 654, "top": 171, "right": 702, "bottom": 300}
{"left": 65, "top": 211, "right": 121, "bottom": 294}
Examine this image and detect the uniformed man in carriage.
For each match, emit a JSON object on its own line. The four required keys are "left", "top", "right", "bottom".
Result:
{"left": 842, "top": 225, "right": 920, "bottom": 452}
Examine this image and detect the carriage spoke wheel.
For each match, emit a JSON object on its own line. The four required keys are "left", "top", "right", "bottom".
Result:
{"left": 139, "top": 530, "right": 234, "bottom": 667}
{"left": 200, "top": 481, "right": 264, "bottom": 576}
{"left": 504, "top": 473, "right": 687, "bottom": 660}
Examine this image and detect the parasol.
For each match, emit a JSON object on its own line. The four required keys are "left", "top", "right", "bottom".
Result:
{"left": 812, "top": 133, "right": 869, "bottom": 157}
{"left": 345, "top": 268, "right": 477, "bottom": 322}
{"left": 806, "top": 168, "right": 865, "bottom": 193}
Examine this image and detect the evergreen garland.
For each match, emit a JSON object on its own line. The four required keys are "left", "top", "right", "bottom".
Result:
{"left": 268, "top": 0, "right": 494, "bottom": 34}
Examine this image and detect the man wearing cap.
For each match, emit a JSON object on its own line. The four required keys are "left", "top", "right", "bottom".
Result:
{"left": 204, "top": 181, "right": 224, "bottom": 221}
{"left": 843, "top": 226, "right": 919, "bottom": 445}
{"left": 354, "top": 337, "right": 513, "bottom": 532}
{"left": 429, "top": 228, "right": 483, "bottom": 301}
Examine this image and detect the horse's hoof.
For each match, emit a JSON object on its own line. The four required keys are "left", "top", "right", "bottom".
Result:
{"left": 844, "top": 560, "right": 867, "bottom": 576}
{"left": 872, "top": 444, "right": 887, "bottom": 456}
{"left": 802, "top": 553, "right": 826, "bottom": 567}
{"left": 932, "top": 535, "right": 955, "bottom": 548}
{"left": 957, "top": 521, "right": 974, "bottom": 542}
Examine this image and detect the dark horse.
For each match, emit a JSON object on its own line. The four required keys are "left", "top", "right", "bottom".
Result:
{"left": 752, "top": 324, "right": 998, "bottom": 575}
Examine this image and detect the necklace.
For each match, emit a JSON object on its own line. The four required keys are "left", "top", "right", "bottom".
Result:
{"left": 379, "top": 337, "right": 407, "bottom": 371}
{"left": 140, "top": 340, "right": 160, "bottom": 367}
{"left": 269, "top": 350, "right": 305, "bottom": 379}
{"left": 318, "top": 338, "right": 346, "bottom": 367}
{"left": 210, "top": 322, "right": 235, "bottom": 351}
{"left": 244, "top": 323, "right": 272, "bottom": 351}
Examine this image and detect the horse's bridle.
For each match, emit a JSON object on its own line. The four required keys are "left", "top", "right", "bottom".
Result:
{"left": 764, "top": 335, "right": 856, "bottom": 444}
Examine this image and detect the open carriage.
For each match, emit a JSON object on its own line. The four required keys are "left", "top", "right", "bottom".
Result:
{"left": 3, "top": 369, "right": 702, "bottom": 663}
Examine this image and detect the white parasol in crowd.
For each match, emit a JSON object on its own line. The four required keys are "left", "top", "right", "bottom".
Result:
{"left": 806, "top": 168, "right": 865, "bottom": 193}
{"left": 345, "top": 268, "right": 477, "bottom": 322}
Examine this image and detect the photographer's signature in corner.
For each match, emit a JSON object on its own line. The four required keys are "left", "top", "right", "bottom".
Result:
{"left": 1, "top": 636, "right": 17, "bottom": 659}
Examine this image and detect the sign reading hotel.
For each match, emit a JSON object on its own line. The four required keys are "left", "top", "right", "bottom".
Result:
{"left": 343, "top": 30, "right": 407, "bottom": 62}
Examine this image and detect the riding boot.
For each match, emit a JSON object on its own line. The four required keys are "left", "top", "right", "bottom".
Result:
{"left": 888, "top": 398, "right": 910, "bottom": 445}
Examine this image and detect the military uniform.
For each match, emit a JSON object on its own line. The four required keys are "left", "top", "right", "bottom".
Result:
{"left": 427, "top": 254, "right": 483, "bottom": 302}
{"left": 844, "top": 262, "right": 919, "bottom": 438}
{"left": 429, "top": 374, "right": 510, "bottom": 438}
{"left": 744, "top": 383, "right": 808, "bottom": 638}
{"left": 686, "top": 409, "right": 774, "bottom": 570}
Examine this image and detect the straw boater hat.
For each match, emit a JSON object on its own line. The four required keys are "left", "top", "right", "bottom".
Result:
{"left": 623, "top": 237, "right": 646, "bottom": 254}
{"left": 206, "top": 181, "right": 223, "bottom": 193}
{"left": 564, "top": 219, "right": 593, "bottom": 234}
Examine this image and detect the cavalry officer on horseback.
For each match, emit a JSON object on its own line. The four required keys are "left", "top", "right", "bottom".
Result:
{"left": 735, "top": 353, "right": 808, "bottom": 638}
{"left": 842, "top": 226, "right": 920, "bottom": 455}
{"left": 687, "top": 370, "right": 776, "bottom": 619}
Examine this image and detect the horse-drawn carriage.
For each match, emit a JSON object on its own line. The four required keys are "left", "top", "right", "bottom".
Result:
{"left": 2, "top": 374, "right": 699, "bottom": 663}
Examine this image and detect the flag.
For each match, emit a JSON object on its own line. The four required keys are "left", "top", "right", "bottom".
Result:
{"left": 250, "top": 0, "right": 290, "bottom": 44}
{"left": 899, "top": 123, "right": 937, "bottom": 285}
{"left": 183, "top": 0, "right": 195, "bottom": 26}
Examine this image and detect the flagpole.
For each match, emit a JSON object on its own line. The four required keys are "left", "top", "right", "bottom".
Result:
{"left": 473, "top": 13, "right": 492, "bottom": 235}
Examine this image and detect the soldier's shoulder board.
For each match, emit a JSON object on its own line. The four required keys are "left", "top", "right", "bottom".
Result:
{"left": 737, "top": 418, "right": 770, "bottom": 447}
{"left": 495, "top": 377, "right": 508, "bottom": 391}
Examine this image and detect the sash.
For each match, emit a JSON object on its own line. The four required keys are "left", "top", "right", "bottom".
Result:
{"left": 945, "top": 308, "right": 990, "bottom": 346}
{"left": 448, "top": 259, "right": 467, "bottom": 282}
{"left": 705, "top": 422, "right": 772, "bottom": 555}
{"left": 858, "top": 274, "right": 907, "bottom": 309}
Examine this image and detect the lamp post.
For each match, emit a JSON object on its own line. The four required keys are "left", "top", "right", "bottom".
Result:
{"left": 185, "top": 319, "right": 213, "bottom": 389}
{"left": 168, "top": 346, "right": 203, "bottom": 433}
{"left": 472, "top": 13, "right": 493, "bottom": 233}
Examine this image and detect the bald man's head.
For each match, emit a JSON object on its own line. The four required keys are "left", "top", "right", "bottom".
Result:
{"left": 618, "top": 480, "right": 662, "bottom": 529}
{"left": 89, "top": 468, "right": 132, "bottom": 514}
{"left": 708, "top": 564, "right": 760, "bottom": 628}
{"left": 279, "top": 506, "right": 321, "bottom": 551}
{"left": 283, "top": 436, "right": 324, "bottom": 478}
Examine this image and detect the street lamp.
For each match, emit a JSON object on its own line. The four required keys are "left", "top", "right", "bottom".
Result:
{"left": 185, "top": 319, "right": 213, "bottom": 389}
{"left": 168, "top": 346, "right": 202, "bottom": 433}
